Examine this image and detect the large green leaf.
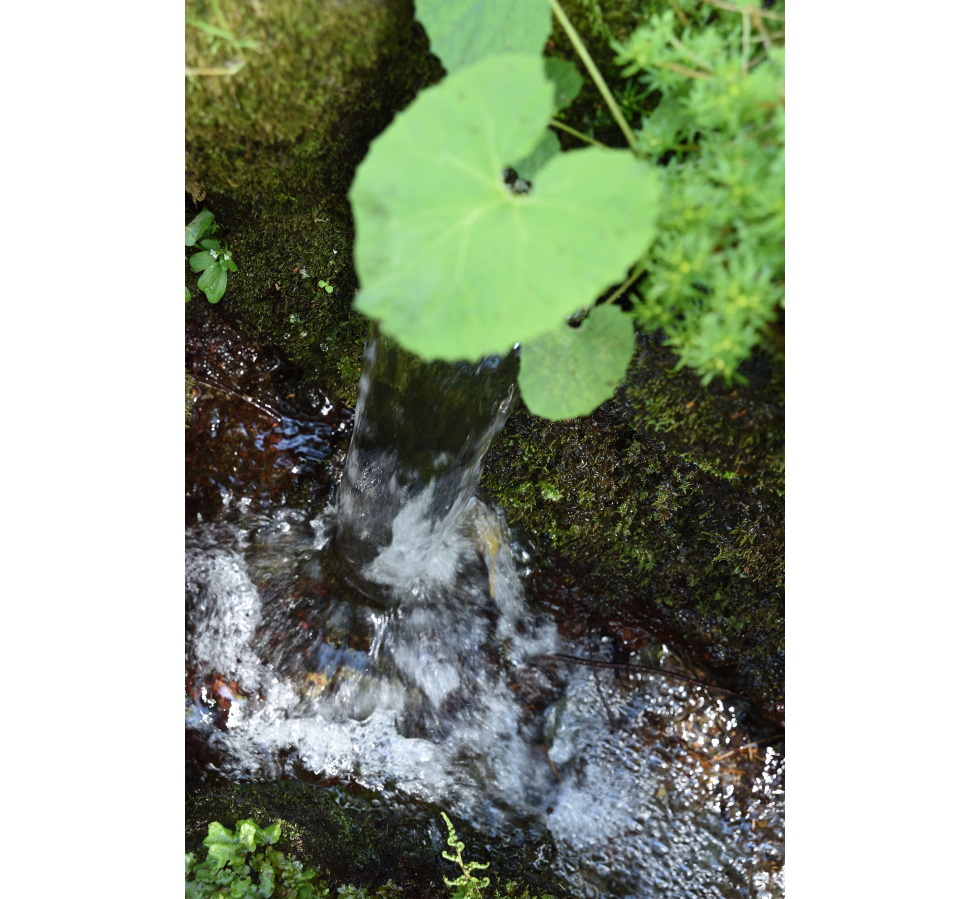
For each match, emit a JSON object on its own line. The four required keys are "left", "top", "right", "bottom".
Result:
{"left": 414, "top": 0, "right": 550, "bottom": 72}
{"left": 351, "top": 54, "right": 660, "bottom": 362}
{"left": 519, "top": 302, "right": 635, "bottom": 419}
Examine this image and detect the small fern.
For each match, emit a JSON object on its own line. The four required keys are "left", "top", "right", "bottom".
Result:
{"left": 440, "top": 813, "right": 491, "bottom": 899}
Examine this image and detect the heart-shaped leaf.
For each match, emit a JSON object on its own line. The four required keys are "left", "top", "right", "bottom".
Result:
{"left": 351, "top": 54, "right": 660, "bottom": 362}
{"left": 519, "top": 302, "right": 635, "bottom": 419}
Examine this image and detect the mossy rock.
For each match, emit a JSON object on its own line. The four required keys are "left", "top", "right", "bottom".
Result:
{"left": 185, "top": 190, "right": 368, "bottom": 406}
{"left": 186, "top": 0, "right": 443, "bottom": 204}
{"left": 185, "top": 778, "right": 573, "bottom": 898}
{"left": 482, "top": 330, "right": 784, "bottom": 716}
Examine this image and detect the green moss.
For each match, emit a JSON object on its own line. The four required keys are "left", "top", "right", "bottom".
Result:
{"left": 185, "top": 0, "right": 444, "bottom": 403}
{"left": 481, "top": 331, "right": 784, "bottom": 711}
{"left": 185, "top": 190, "right": 367, "bottom": 404}
{"left": 185, "top": 367, "right": 197, "bottom": 425}
{"left": 185, "top": 0, "right": 443, "bottom": 205}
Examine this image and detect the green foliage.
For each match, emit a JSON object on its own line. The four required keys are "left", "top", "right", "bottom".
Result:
{"left": 614, "top": 0, "right": 785, "bottom": 385}
{"left": 439, "top": 813, "right": 491, "bottom": 899}
{"left": 351, "top": 52, "right": 659, "bottom": 365}
{"left": 187, "top": 208, "right": 237, "bottom": 303}
{"left": 345, "top": 0, "right": 646, "bottom": 420}
{"left": 519, "top": 303, "right": 634, "bottom": 419}
{"left": 415, "top": 0, "right": 550, "bottom": 71}
{"left": 186, "top": 814, "right": 559, "bottom": 899}
{"left": 347, "top": 0, "right": 783, "bottom": 416}
{"left": 185, "top": 819, "right": 324, "bottom": 898}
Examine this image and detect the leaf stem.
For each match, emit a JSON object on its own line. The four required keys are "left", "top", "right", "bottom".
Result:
{"left": 547, "top": 0, "right": 638, "bottom": 152}
{"left": 602, "top": 265, "right": 646, "bottom": 306}
{"left": 654, "top": 59, "right": 714, "bottom": 80}
{"left": 549, "top": 119, "right": 609, "bottom": 148}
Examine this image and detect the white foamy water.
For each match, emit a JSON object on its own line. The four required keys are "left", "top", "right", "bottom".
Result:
{"left": 185, "top": 496, "right": 784, "bottom": 898}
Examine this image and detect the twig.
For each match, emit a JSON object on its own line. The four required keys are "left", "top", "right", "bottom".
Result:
{"left": 533, "top": 652, "right": 745, "bottom": 697}
{"left": 710, "top": 735, "right": 782, "bottom": 762}
{"left": 193, "top": 376, "right": 282, "bottom": 423}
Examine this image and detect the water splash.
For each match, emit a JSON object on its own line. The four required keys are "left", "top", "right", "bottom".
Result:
{"left": 333, "top": 327, "right": 518, "bottom": 593}
{"left": 186, "top": 330, "right": 784, "bottom": 897}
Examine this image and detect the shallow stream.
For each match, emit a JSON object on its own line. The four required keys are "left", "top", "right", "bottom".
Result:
{"left": 185, "top": 321, "right": 784, "bottom": 898}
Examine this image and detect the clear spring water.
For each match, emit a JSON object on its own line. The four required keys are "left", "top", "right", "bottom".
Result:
{"left": 185, "top": 331, "right": 784, "bottom": 898}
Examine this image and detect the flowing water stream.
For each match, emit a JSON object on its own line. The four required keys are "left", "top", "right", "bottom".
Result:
{"left": 185, "top": 326, "right": 784, "bottom": 898}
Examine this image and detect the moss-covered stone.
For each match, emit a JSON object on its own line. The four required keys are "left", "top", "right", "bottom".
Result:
{"left": 185, "top": 0, "right": 445, "bottom": 404}
{"left": 186, "top": 0, "right": 444, "bottom": 204}
{"left": 481, "top": 330, "right": 784, "bottom": 715}
{"left": 185, "top": 190, "right": 368, "bottom": 405}
{"left": 185, "top": 779, "right": 574, "bottom": 897}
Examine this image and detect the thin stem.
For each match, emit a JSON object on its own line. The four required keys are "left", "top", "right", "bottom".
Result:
{"left": 549, "top": 118, "right": 609, "bottom": 148}
{"left": 668, "top": 34, "right": 714, "bottom": 72}
{"left": 669, "top": 0, "right": 693, "bottom": 28}
{"left": 193, "top": 376, "right": 282, "bottom": 423}
{"left": 602, "top": 265, "right": 646, "bottom": 306}
{"left": 699, "top": 0, "right": 784, "bottom": 22}
{"left": 741, "top": 9, "right": 751, "bottom": 75}
{"left": 655, "top": 59, "right": 714, "bottom": 80}
{"left": 547, "top": 0, "right": 639, "bottom": 152}
{"left": 185, "top": 63, "right": 246, "bottom": 77}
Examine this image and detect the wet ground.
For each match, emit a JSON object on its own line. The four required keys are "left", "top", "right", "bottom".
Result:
{"left": 185, "top": 314, "right": 784, "bottom": 898}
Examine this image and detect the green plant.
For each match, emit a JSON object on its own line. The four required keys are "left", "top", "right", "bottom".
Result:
{"left": 615, "top": 0, "right": 785, "bottom": 385}
{"left": 347, "top": 0, "right": 783, "bottom": 418}
{"left": 185, "top": 819, "right": 323, "bottom": 898}
{"left": 187, "top": 208, "right": 237, "bottom": 303}
{"left": 440, "top": 813, "right": 491, "bottom": 899}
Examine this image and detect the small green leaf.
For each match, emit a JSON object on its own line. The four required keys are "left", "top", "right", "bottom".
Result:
{"left": 414, "top": 0, "right": 550, "bottom": 72}
{"left": 198, "top": 263, "right": 222, "bottom": 291}
{"left": 199, "top": 238, "right": 222, "bottom": 251}
{"left": 185, "top": 209, "right": 215, "bottom": 245}
{"left": 187, "top": 17, "right": 237, "bottom": 42}
{"left": 257, "top": 821, "right": 281, "bottom": 846}
{"left": 203, "top": 822, "right": 241, "bottom": 869}
{"left": 189, "top": 250, "right": 215, "bottom": 272}
{"left": 544, "top": 57, "right": 583, "bottom": 111}
{"left": 519, "top": 302, "right": 635, "bottom": 420}
{"left": 236, "top": 820, "right": 259, "bottom": 853}
{"left": 185, "top": 285, "right": 192, "bottom": 302}
{"left": 225, "top": 256, "right": 238, "bottom": 272}
{"left": 202, "top": 267, "right": 228, "bottom": 303}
